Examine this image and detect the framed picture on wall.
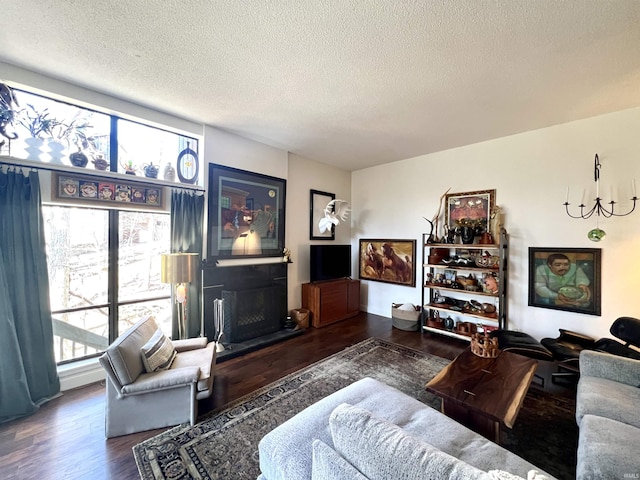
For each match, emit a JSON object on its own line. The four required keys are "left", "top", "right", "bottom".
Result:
{"left": 207, "top": 164, "right": 286, "bottom": 258}
{"left": 445, "top": 189, "right": 495, "bottom": 234}
{"left": 310, "top": 189, "right": 335, "bottom": 240}
{"left": 528, "top": 247, "right": 601, "bottom": 316}
{"left": 358, "top": 239, "right": 416, "bottom": 287}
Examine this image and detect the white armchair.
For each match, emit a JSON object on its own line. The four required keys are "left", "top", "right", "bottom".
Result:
{"left": 99, "top": 315, "right": 217, "bottom": 438}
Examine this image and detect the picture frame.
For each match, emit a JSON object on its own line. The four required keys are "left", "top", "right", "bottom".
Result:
{"left": 310, "top": 189, "right": 335, "bottom": 240}
{"left": 52, "top": 173, "right": 164, "bottom": 209}
{"left": 207, "top": 164, "right": 286, "bottom": 258}
{"left": 358, "top": 239, "right": 416, "bottom": 287}
{"left": 445, "top": 189, "right": 495, "bottom": 234}
{"left": 528, "top": 247, "right": 601, "bottom": 316}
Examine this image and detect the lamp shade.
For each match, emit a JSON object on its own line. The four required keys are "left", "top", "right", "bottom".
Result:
{"left": 161, "top": 253, "right": 199, "bottom": 284}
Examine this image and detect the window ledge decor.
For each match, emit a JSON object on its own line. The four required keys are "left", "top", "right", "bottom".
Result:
{"left": 52, "top": 172, "right": 165, "bottom": 209}
{"left": 208, "top": 164, "right": 286, "bottom": 259}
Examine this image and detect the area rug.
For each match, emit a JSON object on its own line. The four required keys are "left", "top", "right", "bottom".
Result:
{"left": 133, "top": 338, "right": 577, "bottom": 480}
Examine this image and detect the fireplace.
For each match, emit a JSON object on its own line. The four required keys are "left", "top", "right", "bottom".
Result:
{"left": 202, "top": 261, "right": 301, "bottom": 361}
{"left": 222, "top": 286, "right": 282, "bottom": 342}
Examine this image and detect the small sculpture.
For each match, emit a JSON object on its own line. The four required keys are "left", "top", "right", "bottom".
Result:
{"left": 120, "top": 159, "right": 137, "bottom": 175}
{"left": 163, "top": 162, "right": 176, "bottom": 181}
{"left": 318, "top": 199, "right": 351, "bottom": 233}
{"left": 471, "top": 331, "right": 500, "bottom": 358}
{"left": 491, "top": 205, "right": 504, "bottom": 238}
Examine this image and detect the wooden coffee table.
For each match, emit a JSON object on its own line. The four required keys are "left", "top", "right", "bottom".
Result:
{"left": 425, "top": 347, "right": 537, "bottom": 444}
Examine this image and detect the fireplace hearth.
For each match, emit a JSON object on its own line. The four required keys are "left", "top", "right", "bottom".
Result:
{"left": 203, "top": 261, "right": 302, "bottom": 361}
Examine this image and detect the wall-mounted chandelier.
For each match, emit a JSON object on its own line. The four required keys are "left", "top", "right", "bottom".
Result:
{"left": 564, "top": 154, "right": 637, "bottom": 242}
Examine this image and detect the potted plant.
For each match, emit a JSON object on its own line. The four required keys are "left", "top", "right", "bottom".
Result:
{"left": 17, "top": 104, "right": 64, "bottom": 161}
{"left": 0, "top": 83, "right": 19, "bottom": 153}
{"left": 55, "top": 117, "right": 97, "bottom": 167}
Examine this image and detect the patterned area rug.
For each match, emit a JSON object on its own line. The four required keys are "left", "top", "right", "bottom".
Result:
{"left": 133, "top": 338, "right": 577, "bottom": 480}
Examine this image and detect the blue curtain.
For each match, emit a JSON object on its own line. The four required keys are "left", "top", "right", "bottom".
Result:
{"left": 0, "top": 169, "right": 60, "bottom": 424}
{"left": 170, "top": 189, "right": 205, "bottom": 339}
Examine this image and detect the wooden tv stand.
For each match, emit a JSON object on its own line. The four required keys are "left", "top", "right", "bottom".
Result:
{"left": 302, "top": 278, "right": 360, "bottom": 328}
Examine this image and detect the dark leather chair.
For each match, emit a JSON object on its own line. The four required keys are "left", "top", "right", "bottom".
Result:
{"left": 594, "top": 316, "right": 640, "bottom": 360}
{"left": 541, "top": 329, "right": 596, "bottom": 383}
{"left": 489, "top": 330, "right": 554, "bottom": 386}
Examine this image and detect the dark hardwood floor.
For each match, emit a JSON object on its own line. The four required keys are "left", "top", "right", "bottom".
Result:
{"left": 0, "top": 312, "right": 575, "bottom": 480}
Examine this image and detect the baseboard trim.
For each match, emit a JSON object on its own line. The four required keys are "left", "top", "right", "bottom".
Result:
{"left": 58, "top": 358, "right": 105, "bottom": 391}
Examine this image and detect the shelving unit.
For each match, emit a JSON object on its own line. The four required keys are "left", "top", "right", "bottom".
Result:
{"left": 420, "top": 228, "right": 508, "bottom": 342}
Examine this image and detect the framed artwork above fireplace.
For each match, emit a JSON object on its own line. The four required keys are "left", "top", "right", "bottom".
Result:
{"left": 208, "top": 164, "right": 286, "bottom": 258}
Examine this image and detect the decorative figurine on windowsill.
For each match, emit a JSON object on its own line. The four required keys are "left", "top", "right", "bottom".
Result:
{"left": 120, "top": 159, "right": 137, "bottom": 175}
{"left": 143, "top": 162, "right": 159, "bottom": 178}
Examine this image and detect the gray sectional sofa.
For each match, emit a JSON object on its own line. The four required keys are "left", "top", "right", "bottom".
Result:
{"left": 258, "top": 377, "right": 555, "bottom": 480}
{"left": 576, "top": 350, "right": 640, "bottom": 479}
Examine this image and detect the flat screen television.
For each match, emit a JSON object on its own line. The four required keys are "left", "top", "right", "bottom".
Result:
{"left": 310, "top": 244, "right": 352, "bottom": 282}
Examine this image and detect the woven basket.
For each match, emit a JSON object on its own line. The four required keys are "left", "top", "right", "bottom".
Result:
{"left": 291, "top": 308, "right": 310, "bottom": 329}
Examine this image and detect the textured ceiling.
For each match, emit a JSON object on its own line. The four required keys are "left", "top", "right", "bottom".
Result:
{"left": 1, "top": 1, "right": 639, "bottom": 171}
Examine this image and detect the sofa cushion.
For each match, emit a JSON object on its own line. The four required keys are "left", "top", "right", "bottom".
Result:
{"left": 170, "top": 342, "right": 215, "bottom": 395}
{"left": 577, "top": 414, "right": 640, "bottom": 480}
{"left": 141, "top": 328, "right": 177, "bottom": 372}
{"left": 576, "top": 375, "right": 640, "bottom": 429}
{"left": 257, "top": 377, "right": 553, "bottom": 480}
{"left": 311, "top": 439, "right": 368, "bottom": 480}
{"left": 330, "top": 403, "right": 492, "bottom": 480}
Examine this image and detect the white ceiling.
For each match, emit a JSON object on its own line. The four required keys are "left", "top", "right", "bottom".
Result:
{"left": 1, "top": 1, "right": 639, "bottom": 171}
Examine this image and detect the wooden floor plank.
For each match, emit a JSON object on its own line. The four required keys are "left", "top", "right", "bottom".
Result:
{"left": 0, "top": 312, "right": 571, "bottom": 480}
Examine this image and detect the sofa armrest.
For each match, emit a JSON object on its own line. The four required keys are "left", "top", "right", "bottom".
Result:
{"left": 580, "top": 350, "right": 640, "bottom": 386}
{"left": 120, "top": 366, "right": 200, "bottom": 395}
{"left": 173, "top": 337, "right": 209, "bottom": 352}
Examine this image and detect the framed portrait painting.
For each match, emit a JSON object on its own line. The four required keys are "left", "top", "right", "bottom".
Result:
{"left": 310, "top": 189, "right": 335, "bottom": 240}
{"left": 358, "top": 239, "right": 416, "bottom": 287}
{"left": 528, "top": 247, "right": 601, "bottom": 316}
{"left": 445, "top": 189, "right": 495, "bottom": 233}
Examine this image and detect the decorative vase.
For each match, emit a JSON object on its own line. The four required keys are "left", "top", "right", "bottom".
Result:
{"left": 479, "top": 232, "right": 494, "bottom": 245}
{"left": 163, "top": 162, "right": 176, "bottom": 181}
{"left": 24, "top": 137, "right": 44, "bottom": 161}
{"left": 70, "top": 149, "right": 88, "bottom": 168}
{"left": 443, "top": 317, "right": 455, "bottom": 331}
{"left": 143, "top": 163, "right": 159, "bottom": 178}
{"left": 47, "top": 139, "right": 65, "bottom": 164}
{"left": 92, "top": 155, "right": 108, "bottom": 170}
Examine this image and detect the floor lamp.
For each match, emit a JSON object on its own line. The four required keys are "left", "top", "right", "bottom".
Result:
{"left": 161, "top": 253, "right": 198, "bottom": 340}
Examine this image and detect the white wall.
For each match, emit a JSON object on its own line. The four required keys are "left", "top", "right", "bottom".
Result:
{"left": 202, "top": 127, "right": 352, "bottom": 312}
{"left": 286, "top": 153, "right": 352, "bottom": 309}
{"left": 352, "top": 107, "right": 640, "bottom": 341}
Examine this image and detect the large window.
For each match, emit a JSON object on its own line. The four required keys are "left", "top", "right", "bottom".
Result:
{"left": 44, "top": 206, "right": 172, "bottom": 364}
{"left": 2, "top": 87, "right": 199, "bottom": 182}
{"left": 1, "top": 84, "right": 202, "bottom": 365}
